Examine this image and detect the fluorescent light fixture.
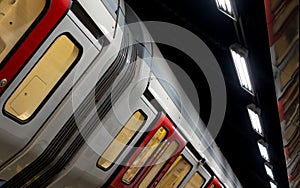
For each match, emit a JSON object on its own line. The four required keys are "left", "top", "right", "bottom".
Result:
{"left": 270, "top": 180, "right": 277, "bottom": 188}
{"left": 230, "top": 44, "right": 254, "bottom": 95}
{"left": 264, "top": 162, "right": 274, "bottom": 179}
{"left": 257, "top": 140, "right": 270, "bottom": 162}
{"left": 247, "top": 104, "right": 263, "bottom": 136}
{"left": 215, "top": 0, "right": 237, "bottom": 20}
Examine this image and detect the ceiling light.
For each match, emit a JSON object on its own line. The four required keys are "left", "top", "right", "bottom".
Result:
{"left": 270, "top": 180, "right": 277, "bottom": 188}
{"left": 230, "top": 44, "right": 254, "bottom": 95}
{"left": 257, "top": 140, "right": 270, "bottom": 162}
{"left": 264, "top": 162, "right": 274, "bottom": 179}
{"left": 247, "top": 104, "right": 263, "bottom": 136}
{"left": 215, "top": 0, "right": 237, "bottom": 20}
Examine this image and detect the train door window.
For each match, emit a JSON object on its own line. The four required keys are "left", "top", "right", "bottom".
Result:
{"left": 0, "top": 0, "right": 47, "bottom": 64}
{"left": 155, "top": 155, "right": 192, "bottom": 188}
{"left": 184, "top": 172, "right": 205, "bottom": 188}
{"left": 139, "top": 140, "right": 179, "bottom": 187}
{"left": 4, "top": 34, "right": 81, "bottom": 122}
{"left": 270, "top": 0, "right": 281, "bottom": 12}
{"left": 97, "top": 111, "right": 146, "bottom": 170}
{"left": 274, "top": 11, "right": 299, "bottom": 64}
{"left": 122, "top": 127, "right": 167, "bottom": 184}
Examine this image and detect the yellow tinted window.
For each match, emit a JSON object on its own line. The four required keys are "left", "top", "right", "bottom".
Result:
{"left": 139, "top": 141, "right": 179, "bottom": 187}
{"left": 5, "top": 35, "right": 80, "bottom": 121}
{"left": 185, "top": 173, "right": 205, "bottom": 188}
{"left": 274, "top": 11, "right": 299, "bottom": 65}
{"left": 270, "top": 0, "right": 281, "bottom": 12}
{"left": 98, "top": 111, "right": 146, "bottom": 170}
{"left": 156, "top": 155, "right": 191, "bottom": 188}
{"left": 122, "top": 127, "right": 167, "bottom": 184}
{"left": 0, "top": 0, "right": 47, "bottom": 63}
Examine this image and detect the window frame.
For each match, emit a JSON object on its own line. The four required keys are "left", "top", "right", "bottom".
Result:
{"left": 109, "top": 112, "right": 188, "bottom": 188}
{"left": 96, "top": 110, "right": 147, "bottom": 171}
{"left": 155, "top": 154, "right": 192, "bottom": 188}
{"left": 3, "top": 33, "right": 82, "bottom": 123}
{"left": 184, "top": 172, "right": 206, "bottom": 188}
{"left": 0, "top": 0, "right": 71, "bottom": 95}
{"left": 121, "top": 126, "right": 169, "bottom": 185}
{"left": 138, "top": 140, "right": 180, "bottom": 187}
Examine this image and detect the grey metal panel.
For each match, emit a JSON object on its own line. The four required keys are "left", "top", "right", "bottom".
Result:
{"left": 147, "top": 71, "right": 242, "bottom": 187}
{"left": 47, "top": 52, "right": 152, "bottom": 187}
{"left": 119, "top": 0, "right": 125, "bottom": 15}
{"left": 68, "top": 11, "right": 103, "bottom": 50}
{"left": 115, "top": 8, "right": 126, "bottom": 37}
{"left": 0, "top": 15, "right": 99, "bottom": 170}
{"left": 48, "top": 95, "right": 156, "bottom": 187}
{"left": 125, "top": 5, "right": 153, "bottom": 57}
{"left": 179, "top": 148, "right": 211, "bottom": 188}
{"left": 0, "top": 7, "right": 127, "bottom": 178}
{"left": 101, "top": 0, "right": 118, "bottom": 19}
{"left": 150, "top": 44, "right": 204, "bottom": 131}
{"left": 77, "top": 0, "right": 116, "bottom": 41}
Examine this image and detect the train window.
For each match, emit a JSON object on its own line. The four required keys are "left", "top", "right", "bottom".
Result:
{"left": 274, "top": 11, "right": 298, "bottom": 64}
{"left": 5, "top": 34, "right": 80, "bottom": 121}
{"left": 184, "top": 172, "right": 205, "bottom": 188}
{"left": 270, "top": 0, "right": 281, "bottom": 12}
{"left": 279, "top": 47, "right": 299, "bottom": 89}
{"left": 139, "top": 141, "right": 179, "bottom": 187}
{"left": 122, "top": 127, "right": 167, "bottom": 184}
{"left": 97, "top": 111, "right": 146, "bottom": 170}
{"left": 155, "top": 155, "right": 192, "bottom": 188}
{"left": 0, "top": 0, "right": 47, "bottom": 64}
{"left": 210, "top": 184, "right": 216, "bottom": 188}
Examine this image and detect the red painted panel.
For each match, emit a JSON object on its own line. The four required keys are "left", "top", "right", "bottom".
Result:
{"left": 278, "top": 76, "right": 299, "bottom": 122}
{"left": 109, "top": 113, "right": 186, "bottom": 188}
{"left": 278, "top": 100, "right": 285, "bottom": 122}
{"left": 264, "top": 0, "right": 273, "bottom": 24}
{"left": 148, "top": 129, "right": 186, "bottom": 187}
{"left": 265, "top": 1, "right": 298, "bottom": 46}
{"left": 206, "top": 176, "right": 224, "bottom": 188}
{"left": 0, "top": 0, "right": 71, "bottom": 94}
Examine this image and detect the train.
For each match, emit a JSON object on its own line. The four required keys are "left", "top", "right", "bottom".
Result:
{"left": 264, "top": 0, "right": 299, "bottom": 186}
{"left": 0, "top": 0, "right": 241, "bottom": 187}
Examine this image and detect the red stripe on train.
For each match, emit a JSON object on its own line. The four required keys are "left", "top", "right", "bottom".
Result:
{"left": 0, "top": 0, "right": 71, "bottom": 94}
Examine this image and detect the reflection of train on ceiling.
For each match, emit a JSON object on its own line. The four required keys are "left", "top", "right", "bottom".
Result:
{"left": 0, "top": 0, "right": 241, "bottom": 187}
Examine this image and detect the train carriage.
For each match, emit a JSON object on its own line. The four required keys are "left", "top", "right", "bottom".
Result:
{"left": 0, "top": 0, "right": 241, "bottom": 187}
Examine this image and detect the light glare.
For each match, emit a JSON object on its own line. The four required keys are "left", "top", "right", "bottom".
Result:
{"left": 215, "top": 0, "right": 236, "bottom": 20}
{"left": 232, "top": 51, "right": 247, "bottom": 88}
{"left": 240, "top": 58, "right": 252, "bottom": 91}
{"left": 264, "top": 163, "right": 274, "bottom": 179}
{"left": 247, "top": 106, "right": 263, "bottom": 136}
{"left": 230, "top": 45, "right": 254, "bottom": 95}
{"left": 270, "top": 181, "right": 277, "bottom": 188}
{"left": 258, "top": 141, "right": 270, "bottom": 162}
{"left": 224, "top": 0, "right": 232, "bottom": 13}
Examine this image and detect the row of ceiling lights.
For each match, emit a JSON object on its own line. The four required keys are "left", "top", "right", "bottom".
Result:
{"left": 214, "top": 0, "right": 279, "bottom": 188}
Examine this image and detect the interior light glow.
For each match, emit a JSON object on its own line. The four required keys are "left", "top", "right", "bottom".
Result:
{"left": 270, "top": 181, "right": 277, "bottom": 188}
{"left": 215, "top": 0, "right": 237, "bottom": 20}
{"left": 264, "top": 163, "right": 274, "bottom": 179}
{"left": 258, "top": 140, "right": 270, "bottom": 162}
{"left": 224, "top": 0, "right": 232, "bottom": 13}
{"left": 247, "top": 104, "right": 263, "bottom": 136}
{"left": 230, "top": 44, "right": 254, "bottom": 95}
{"left": 240, "top": 58, "right": 253, "bottom": 91}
